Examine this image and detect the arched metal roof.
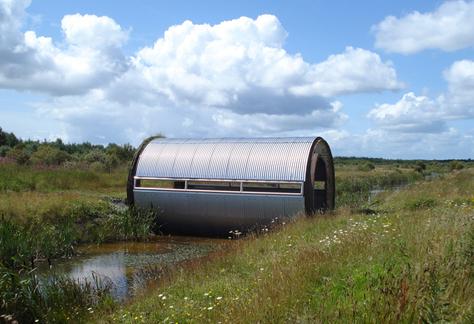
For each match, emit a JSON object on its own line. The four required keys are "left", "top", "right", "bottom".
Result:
{"left": 135, "top": 137, "right": 317, "bottom": 182}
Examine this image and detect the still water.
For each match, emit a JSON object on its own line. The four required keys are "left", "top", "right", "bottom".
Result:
{"left": 37, "top": 236, "right": 228, "bottom": 301}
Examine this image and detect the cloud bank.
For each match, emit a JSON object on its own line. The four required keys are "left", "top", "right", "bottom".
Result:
{"left": 2, "top": 0, "right": 472, "bottom": 158}
{"left": 0, "top": 1, "right": 128, "bottom": 95}
{"left": 373, "top": 0, "right": 474, "bottom": 54}
{"left": 368, "top": 59, "right": 474, "bottom": 134}
{"left": 0, "top": 0, "right": 403, "bottom": 144}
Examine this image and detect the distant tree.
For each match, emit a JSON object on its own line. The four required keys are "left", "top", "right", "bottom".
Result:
{"left": 30, "top": 145, "right": 71, "bottom": 166}
{"left": 0, "top": 145, "right": 10, "bottom": 157}
{"left": 83, "top": 149, "right": 108, "bottom": 164}
{"left": 51, "top": 138, "right": 66, "bottom": 151}
{"left": 104, "top": 153, "right": 120, "bottom": 171}
{"left": 449, "top": 160, "right": 464, "bottom": 171}
{"left": 0, "top": 127, "right": 147, "bottom": 169}
{"left": 357, "top": 162, "right": 375, "bottom": 171}
{"left": 0, "top": 127, "right": 20, "bottom": 147}
{"left": 6, "top": 147, "right": 30, "bottom": 164}
{"left": 22, "top": 141, "right": 40, "bottom": 156}
{"left": 414, "top": 161, "right": 426, "bottom": 173}
{"left": 106, "top": 143, "right": 135, "bottom": 162}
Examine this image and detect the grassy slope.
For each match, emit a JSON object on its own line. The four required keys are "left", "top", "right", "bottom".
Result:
{"left": 98, "top": 169, "right": 474, "bottom": 323}
{"left": 0, "top": 164, "right": 153, "bottom": 323}
{"left": 0, "top": 164, "right": 127, "bottom": 224}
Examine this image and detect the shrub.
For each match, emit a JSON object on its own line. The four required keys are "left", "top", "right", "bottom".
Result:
{"left": 0, "top": 145, "right": 10, "bottom": 157}
{"left": 449, "top": 161, "right": 464, "bottom": 171}
{"left": 5, "top": 147, "right": 29, "bottom": 165}
{"left": 0, "top": 127, "right": 19, "bottom": 147}
{"left": 357, "top": 162, "right": 375, "bottom": 171}
{"left": 106, "top": 143, "right": 135, "bottom": 162}
{"left": 30, "top": 145, "right": 71, "bottom": 166}
{"left": 404, "top": 197, "right": 437, "bottom": 210}
{"left": 414, "top": 161, "right": 427, "bottom": 173}
{"left": 83, "top": 149, "right": 109, "bottom": 164}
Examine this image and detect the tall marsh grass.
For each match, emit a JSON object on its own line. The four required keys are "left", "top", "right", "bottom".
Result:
{"left": 0, "top": 265, "right": 115, "bottom": 323}
{"left": 0, "top": 163, "right": 126, "bottom": 193}
{"left": 0, "top": 206, "right": 158, "bottom": 323}
{"left": 99, "top": 169, "right": 474, "bottom": 323}
{"left": 336, "top": 167, "right": 423, "bottom": 208}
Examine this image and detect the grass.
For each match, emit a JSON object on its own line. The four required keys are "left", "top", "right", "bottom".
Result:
{"left": 1, "top": 161, "right": 473, "bottom": 322}
{"left": 335, "top": 164, "right": 423, "bottom": 208}
{"left": 0, "top": 163, "right": 159, "bottom": 322}
{"left": 95, "top": 168, "right": 474, "bottom": 323}
{"left": 0, "top": 163, "right": 126, "bottom": 194}
{"left": 0, "top": 265, "right": 115, "bottom": 323}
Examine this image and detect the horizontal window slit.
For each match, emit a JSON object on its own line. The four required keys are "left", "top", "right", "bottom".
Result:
{"left": 135, "top": 178, "right": 302, "bottom": 194}
{"left": 136, "top": 179, "right": 185, "bottom": 189}
{"left": 242, "top": 182, "right": 301, "bottom": 193}
{"left": 187, "top": 181, "right": 240, "bottom": 191}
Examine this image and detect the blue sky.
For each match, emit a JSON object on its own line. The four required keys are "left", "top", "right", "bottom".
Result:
{"left": 0, "top": 0, "right": 473, "bottom": 158}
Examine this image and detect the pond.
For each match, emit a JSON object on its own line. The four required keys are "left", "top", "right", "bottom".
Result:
{"left": 37, "top": 236, "right": 228, "bottom": 301}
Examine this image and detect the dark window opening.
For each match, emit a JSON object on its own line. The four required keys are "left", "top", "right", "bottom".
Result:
{"left": 314, "top": 158, "right": 328, "bottom": 210}
{"left": 137, "top": 179, "right": 185, "bottom": 189}
{"left": 313, "top": 181, "right": 325, "bottom": 190}
{"left": 242, "top": 182, "right": 301, "bottom": 193}
{"left": 135, "top": 178, "right": 302, "bottom": 194}
{"left": 187, "top": 181, "right": 240, "bottom": 191}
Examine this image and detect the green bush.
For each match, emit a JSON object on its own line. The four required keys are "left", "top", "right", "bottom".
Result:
{"left": 414, "top": 161, "right": 427, "bottom": 173}
{"left": 0, "top": 145, "right": 10, "bottom": 157}
{"left": 449, "top": 161, "right": 464, "bottom": 171}
{"left": 30, "top": 145, "right": 71, "bottom": 166}
{"left": 0, "top": 127, "right": 19, "bottom": 147}
{"left": 357, "top": 162, "right": 375, "bottom": 171}
{"left": 5, "top": 147, "right": 30, "bottom": 165}
{"left": 83, "top": 149, "right": 108, "bottom": 164}
{"left": 404, "top": 197, "right": 437, "bottom": 210}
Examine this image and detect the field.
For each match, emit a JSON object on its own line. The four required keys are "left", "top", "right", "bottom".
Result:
{"left": 1, "top": 159, "right": 473, "bottom": 322}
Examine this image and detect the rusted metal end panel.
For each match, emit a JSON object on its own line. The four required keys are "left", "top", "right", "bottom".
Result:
{"left": 133, "top": 190, "right": 304, "bottom": 234}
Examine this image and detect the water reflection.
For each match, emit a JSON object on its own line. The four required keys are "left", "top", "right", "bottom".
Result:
{"left": 38, "top": 237, "right": 225, "bottom": 300}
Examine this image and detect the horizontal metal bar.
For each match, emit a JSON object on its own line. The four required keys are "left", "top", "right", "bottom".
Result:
{"left": 134, "top": 176, "right": 303, "bottom": 185}
{"left": 133, "top": 187, "right": 303, "bottom": 196}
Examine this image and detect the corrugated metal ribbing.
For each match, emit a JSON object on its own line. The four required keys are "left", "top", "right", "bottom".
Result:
{"left": 207, "top": 142, "right": 233, "bottom": 179}
{"left": 135, "top": 137, "right": 315, "bottom": 181}
{"left": 245, "top": 142, "right": 265, "bottom": 180}
{"left": 136, "top": 142, "right": 166, "bottom": 177}
{"left": 171, "top": 142, "right": 198, "bottom": 178}
{"left": 264, "top": 142, "right": 293, "bottom": 181}
{"left": 286, "top": 141, "right": 312, "bottom": 181}
{"left": 189, "top": 142, "right": 218, "bottom": 178}
{"left": 226, "top": 142, "right": 255, "bottom": 180}
{"left": 154, "top": 143, "right": 181, "bottom": 177}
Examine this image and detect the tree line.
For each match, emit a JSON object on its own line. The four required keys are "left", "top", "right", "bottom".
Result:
{"left": 0, "top": 127, "right": 137, "bottom": 171}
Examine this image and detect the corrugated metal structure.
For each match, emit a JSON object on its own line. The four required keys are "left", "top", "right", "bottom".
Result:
{"left": 127, "top": 137, "right": 335, "bottom": 234}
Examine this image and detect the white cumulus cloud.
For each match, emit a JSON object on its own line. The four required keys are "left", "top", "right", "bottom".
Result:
{"left": 443, "top": 59, "right": 474, "bottom": 118}
{"left": 373, "top": 0, "right": 474, "bottom": 54}
{"left": 289, "top": 47, "right": 403, "bottom": 97}
{"left": 0, "top": 1, "right": 128, "bottom": 95}
{"left": 368, "top": 58, "right": 474, "bottom": 135}
{"left": 368, "top": 92, "right": 445, "bottom": 133}
{"left": 0, "top": 1, "right": 403, "bottom": 144}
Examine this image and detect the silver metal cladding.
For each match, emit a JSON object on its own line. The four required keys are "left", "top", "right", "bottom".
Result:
{"left": 135, "top": 137, "right": 315, "bottom": 181}
{"left": 130, "top": 136, "right": 334, "bottom": 234}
